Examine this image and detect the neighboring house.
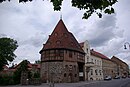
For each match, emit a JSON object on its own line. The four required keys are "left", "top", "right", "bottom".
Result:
{"left": 80, "top": 40, "right": 91, "bottom": 81}
{"left": 14, "top": 62, "right": 40, "bottom": 75}
{"left": 0, "top": 65, "right": 15, "bottom": 76}
{"left": 111, "top": 56, "right": 129, "bottom": 77}
{"left": 0, "top": 62, "right": 40, "bottom": 77}
{"left": 40, "top": 19, "right": 85, "bottom": 83}
{"left": 80, "top": 41, "right": 103, "bottom": 81}
{"left": 102, "top": 58, "right": 117, "bottom": 78}
{"left": 89, "top": 49, "right": 103, "bottom": 80}
{"left": 91, "top": 50, "right": 117, "bottom": 79}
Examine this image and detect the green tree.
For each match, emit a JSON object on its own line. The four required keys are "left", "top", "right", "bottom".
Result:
{"left": 0, "top": 37, "right": 18, "bottom": 71}
{"left": 13, "top": 60, "right": 29, "bottom": 84}
{"left": 35, "top": 60, "right": 41, "bottom": 64}
{"left": 0, "top": 0, "right": 117, "bottom": 19}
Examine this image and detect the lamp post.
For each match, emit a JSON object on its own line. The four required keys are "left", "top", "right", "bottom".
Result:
{"left": 124, "top": 42, "right": 130, "bottom": 50}
{"left": 123, "top": 42, "right": 130, "bottom": 77}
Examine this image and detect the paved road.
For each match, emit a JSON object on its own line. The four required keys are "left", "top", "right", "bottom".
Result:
{"left": 78, "top": 78, "right": 130, "bottom": 87}
{"left": 1, "top": 78, "right": 130, "bottom": 87}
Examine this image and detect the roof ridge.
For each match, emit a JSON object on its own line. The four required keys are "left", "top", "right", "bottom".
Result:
{"left": 91, "top": 49, "right": 109, "bottom": 59}
{"left": 40, "top": 19, "right": 84, "bottom": 53}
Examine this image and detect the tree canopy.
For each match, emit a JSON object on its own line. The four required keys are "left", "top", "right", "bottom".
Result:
{"left": 0, "top": 0, "right": 118, "bottom": 19}
{"left": 35, "top": 60, "right": 41, "bottom": 64}
{"left": 13, "top": 60, "right": 29, "bottom": 84}
{"left": 0, "top": 37, "right": 18, "bottom": 71}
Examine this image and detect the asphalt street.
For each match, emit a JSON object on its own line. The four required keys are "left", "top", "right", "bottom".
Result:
{"left": 1, "top": 78, "right": 130, "bottom": 87}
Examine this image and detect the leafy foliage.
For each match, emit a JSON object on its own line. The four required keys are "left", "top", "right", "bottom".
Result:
{"left": 33, "top": 72, "right": 40, "bottom": 78}
{"left": 13, "top": 60, "right": 29, "bottom": 84}
{"left": 35, "top": 60, "right": 41, "bottom": 64}
{"left": 0, "top": 75, "right": 15, "bottom": 85}
{"left": 0, "top": 37, "right": 18, "bottom": 71}
{"left": 0, "top": 0, "right": 117, "bottom": 19}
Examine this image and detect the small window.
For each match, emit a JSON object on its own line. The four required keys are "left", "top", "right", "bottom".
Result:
{"left": 75, "top": 74, "right": 77, "bottom": 77}
{"left": 86, "top": 48, "right": 88, "bottom": 53}
{"left": 63, "top": 33, "right": 67, "bottom": 38}
{"left": 56, "top": 40, "right": 61, "bottom": 44}
{"left": 66, "top": 50, "right": 67, "bottom": 54}
{"left": 99, "top": 70, "right": 102, "bottom": 75}
{"left": 91, "top": 59, "right": 93, "bottom": 63}
{"left": 87, "top": 57, "right": 89, "bottom": 62}
{"left": 74, "top": 65, "right": 76, "bottom": 70}
{"left": 71, "top": 42, "right": 74, "bottom": 46}
{"left": 55, "top": 33, "right": 58, "bottom": 36}
{"left": 90, "top": 69, "right": 93, "bottom": 75}
{"left": 65, "top": 65, "right": 68, "bottom": 69}
{"left": 48, "top": 42, "right": 51, "bottom": 45}
{"left": 69, "top": 51, "right": 72, "bottom": 58}
{"left": 64, "top": 73, "right": 66, "bottom": 77}
{"left": 69, "top": 65, "right": 72, "bottom": 71}
{"left": 74, "top": 52, "right": 75, "bottom": 55}
{"left": 95, "top": 69, "right": 98, "bottom": 75}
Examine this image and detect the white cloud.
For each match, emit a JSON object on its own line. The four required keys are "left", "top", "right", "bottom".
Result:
{"left": 0, "top": 0, "right": 130, "bottom": 67}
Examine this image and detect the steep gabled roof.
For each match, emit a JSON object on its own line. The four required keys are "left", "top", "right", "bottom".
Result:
{"left": 79, "top": 42, "right": 84, "bottom": 48}
{"left": 90, "top": 49, "right": 109, "bottom": 59}
{"left": 40, "top": 19, "right": 84, "bottom": 53}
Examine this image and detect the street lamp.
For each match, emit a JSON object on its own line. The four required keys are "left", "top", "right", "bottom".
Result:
{"left": 124, "top": 42, "right": 130, "bottom": 49}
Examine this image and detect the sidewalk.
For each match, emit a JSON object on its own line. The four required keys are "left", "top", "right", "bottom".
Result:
{"left": 30, "top": 81, "right": 99, "bottom": 87}
{"left": 53, "top": 81, "right": 99, "bottom": 87}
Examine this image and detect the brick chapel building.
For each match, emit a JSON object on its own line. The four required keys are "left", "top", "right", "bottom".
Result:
{"left": 40, "top": 19, "right": 85, "bottom": 83}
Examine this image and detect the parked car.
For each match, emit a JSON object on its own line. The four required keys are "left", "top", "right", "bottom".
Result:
{"left": 104, "top": 76, "right": 112, "bottom": 80}
{"left": 122, "top": 75, "right": 126, "bottom": 78}
{"left": 114, "top": 76, "right": 120, "bottom": 79}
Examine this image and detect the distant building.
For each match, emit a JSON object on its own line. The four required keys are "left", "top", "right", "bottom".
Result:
{"left": 80, "top": 41, "right": 103, "bottom": 81}
{"left": 90, "top": 50, "right": 117, "bottom": 79}
{"left": 0, "top": 62, "right": 40, "bottom": 77}
{"left": 102, "top": 57, "right": 117, "bottom": 78}
{"left": 40, "top": 19, "right": 85, "bottom": 83}
{"left": 111, "top": 56, "right": 129, "bottom": 77}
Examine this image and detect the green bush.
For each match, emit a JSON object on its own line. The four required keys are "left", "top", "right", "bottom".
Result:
{"left": 0, "top": 75, "right": 15, "bottom": 85}
{"left": 33, "top": 72, "right": 40, "bottom": 78}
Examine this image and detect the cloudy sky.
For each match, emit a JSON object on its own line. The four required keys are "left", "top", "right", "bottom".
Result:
{"left": 0, "top": 0, "right": 130, "bottom": 66}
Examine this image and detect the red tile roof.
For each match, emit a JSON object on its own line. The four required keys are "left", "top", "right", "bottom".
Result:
{"left": 13, "top": 61, "right": 40, "bottom": 70}
{"left": 90, "top": 49, "right": 109, "bottom": 59}
{"left": 79, "top": 42, "right": 84, "bottom": 48}
{"left": 3, "top": 65, "right": 8, "bottom": 70}
{"left": 40, "top": 19, "right": 84, "bottom": 53}
{"left": 28, "top": 64, "right": 40, "bottom": 69}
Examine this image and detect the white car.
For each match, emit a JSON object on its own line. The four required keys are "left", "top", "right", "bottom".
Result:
{"left": 104, "top": 76, "right": 112, "bottom": 80}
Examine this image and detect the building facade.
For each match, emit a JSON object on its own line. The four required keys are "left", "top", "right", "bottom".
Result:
{"left": 111, "top": 56, "right": 129, "bottom": 77}
{"left": 102, "top": 58, "right": 117, "bottom": 78}
{"left": 89, "top": 49, "right": 103, "bottom": 80}
{"left": 40, "top": 19, "right": 85, "bottom": 83}
{"left": 80, "top": 41, "right": 103, "bottom": 81}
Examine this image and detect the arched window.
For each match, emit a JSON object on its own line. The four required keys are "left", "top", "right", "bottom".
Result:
{"left": 90, "top": 69, "right": 93, "bottom": 75}
{"left": 64, "top": 73, "right": 67, "bottom": 77}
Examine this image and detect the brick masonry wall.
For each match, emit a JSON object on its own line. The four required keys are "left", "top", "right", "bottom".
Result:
{"left": 41, "top": 61, "right": 79, "bottom": 83}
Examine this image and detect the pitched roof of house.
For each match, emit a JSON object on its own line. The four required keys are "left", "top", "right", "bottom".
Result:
{"left": 111, "top": 56, "right": 128, "bottom": 66}
{"left": 90, "top": 49, "right": 109, "bottom": 59}
{"left": 13, "top": 61, "right": 40, "bottom": 70}
{"left": 3, "top": 65, "right": 8, "bottom": 70}
{"left": 40, "top": 19, "right": 84, "bottom": 53}
{"left": 79, "top": 42, "right": 84, "bottom": 48}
